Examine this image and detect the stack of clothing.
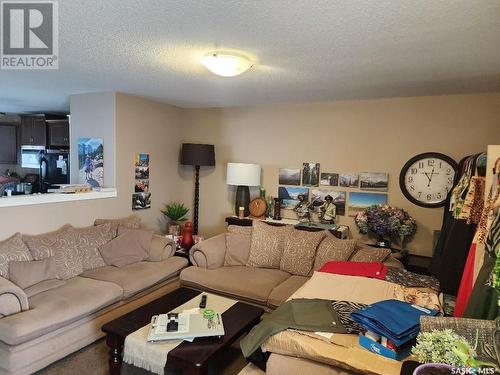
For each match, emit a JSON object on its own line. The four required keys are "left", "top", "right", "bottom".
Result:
{"left": 351, "top": 299, "right": 439, "bottom": 359}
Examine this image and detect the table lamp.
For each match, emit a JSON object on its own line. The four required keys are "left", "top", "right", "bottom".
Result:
{"left": 180, "top": 143, "right": 215, "bottom": 234}
{"left": 226, "top": 163, "right": 261, "bottom": 217}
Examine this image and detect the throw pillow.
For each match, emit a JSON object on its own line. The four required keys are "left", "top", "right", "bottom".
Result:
{"left": 24, "top": 279, "right": 66, "bottom": 298}
{"left": 9, "top": 257, "right": 58, "bottom": 289}
{"left": 224, "top": 225, "right": 253, "bottom": 266}
{"left": 94, "top": 215, "right": 141, "bottom": 237}
{"left": 313, "top": 234, "right": 357, "bottom": 271}
{"left": 349, "top": 241, "right": 391, "bottom": 263}
{"left": 0, "top": 233, "right": 32, "bottom": 279}
{"left": 99, "top": 228, "right": 151, "bottom": 267}
{"left": 74, "top": 223, "right": 114, "bottom": 271}
{"left": 23, "top": 225, "right": 82, "bottom": 280}
{"left": 280, "top": 229, "right": 326, "bottom": 276}
{"left": 247, "top": 221, "right": 293, "bottom": 269}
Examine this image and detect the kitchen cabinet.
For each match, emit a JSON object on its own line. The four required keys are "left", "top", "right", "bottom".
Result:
{"left": 21, "top": 116, "right": 46, "bottom": 146}
{"left": 47, "top": 120, "right": 69, "bottom": 147}
{"left": 0, "top": 124, "right": 17, "bottom": 164}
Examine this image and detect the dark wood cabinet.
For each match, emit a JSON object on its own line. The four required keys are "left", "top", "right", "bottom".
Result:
{"left": 0, "top": 124, "right": 17, "bottom": 164}
{"left": 21, "top": 116, "right": 46, "bottom": 146}
{"left": 47, "top": 121, "right": 69, "bottom": 147}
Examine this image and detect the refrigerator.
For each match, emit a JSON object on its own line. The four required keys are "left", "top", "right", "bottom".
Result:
{"left": 39, "top": 150, "right": 70, "bottom": 193}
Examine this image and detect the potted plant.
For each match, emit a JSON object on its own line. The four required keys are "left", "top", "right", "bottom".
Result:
{"left": 161, "top": 202, "right": 189, "bottom": 235}
{"left": 412, "top": 329, "right": 499, "bottom": 375}
{"left": 354, "top": 204, "right": 417, "bottom": 250}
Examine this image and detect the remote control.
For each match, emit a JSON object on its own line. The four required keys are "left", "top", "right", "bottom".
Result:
{"left": 199, "top": 294, "right": 207, "bottom": 308}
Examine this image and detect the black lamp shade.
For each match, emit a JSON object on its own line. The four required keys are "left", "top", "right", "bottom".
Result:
{"left": 180, "top": 143, "right": 215, "bottom": 166}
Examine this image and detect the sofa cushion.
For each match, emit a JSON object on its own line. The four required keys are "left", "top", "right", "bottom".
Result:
{"left": 0, "top": 276, "right": 123, "bottom": 345}
{"left": 247, "top": 222, "right": 293, "bottom": 269}
{"left": 94, "top": 215, "right": 141, "bottom": 237}
{"left": 180, "top": 265, "right": 291, "bottom": 304}
{"left": 349, "top": 241, "right": 391, "bottom": 263}
{"left": 24, "top": 279, "right": 66, "bottom": 298}
{"left": 74, "top": 223, "right": 114, "bottom": 271}
{"left": 280, "top": 229, "right": 325, "bottom": 276}
{"left": 0, "top": 233, "right": 32, "bottom": 279}
{"left": 80, "top": 256, "right": 188, "bottom": 298}
{"left": 267, "top": 275, "right": 309, "bottom": 308}
{"left": 99, "top": 229, "right": 151, "bottom": 267}
{"left": 9, "top": 257, "right": 58, "bottom": 289}
{"left": 313, "top": 235, "right": 357, "bottom": 271}
{"left": 23, "top": 226, "right": 82, "bottom": 280}
{"left": 224, "top": 226, "right": 252, "bottom": 266}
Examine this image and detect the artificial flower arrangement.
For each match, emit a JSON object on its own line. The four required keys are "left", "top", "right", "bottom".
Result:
{"left": 354, "top": 204, "right": 417, "bottom": 248}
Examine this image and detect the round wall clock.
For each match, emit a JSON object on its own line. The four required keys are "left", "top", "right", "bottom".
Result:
{"left": 249, "top": 197, "right": 267, "bottom": 218}
{"left": 399, "top": 152, "right": 458, "bottom": 208}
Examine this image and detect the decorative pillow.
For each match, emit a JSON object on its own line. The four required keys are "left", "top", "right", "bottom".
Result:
{"left": 23, "top": 226, "right": 82, "bottom": 280}
{"left": 349, "top": 241, "right": 391, "bottom": 263}
{"left": 280, "top": 229, "right": 325, "bottom": 276}
{"left": 247, "top": 222, "right": 293, "bottom": 269}
{"left": 99, "top": 228, "right": 151, "bottom": 267}
{"left": 313, "top": 234, "right": 357, "bottom": 271}
{"left": 0, "top": 233, "right": 32, "bottom": 279}
{"left": 224, "top": 225, "right": 253, "bottom": 266}
{"left": 9, "top": 257, "right": 58, "bottom": 289}
{"left": 74, "top": 223, "right": 114, "bottom": 271}
{"left": 94, "top": 215, "right": 141, "bottom": 237}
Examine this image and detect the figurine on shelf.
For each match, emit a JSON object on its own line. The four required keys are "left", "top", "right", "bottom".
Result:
{"left": 319, "top": 195, "right": 336, "bottom": 224}
{"left": 294, "top": 194, "right": 312, "bottom": 223}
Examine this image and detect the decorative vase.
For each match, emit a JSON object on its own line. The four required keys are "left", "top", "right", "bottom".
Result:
{"left": 181, "top": 221, "right": 195, "bottom": 250}
{"left": 273, "top": 198, "right": 282, "bottom": 220}
{"left": 412, "top": 363, "right": 453, "bottom": 375}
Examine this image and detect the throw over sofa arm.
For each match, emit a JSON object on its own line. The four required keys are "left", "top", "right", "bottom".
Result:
{"left": 149, "top": 235, "right": 176, "bottom": 261}
{"left": 189, "top": 233, "right": 226, "bottom": 269}
{"left": 0, "top": 276, "right": 29, "bottom": 318}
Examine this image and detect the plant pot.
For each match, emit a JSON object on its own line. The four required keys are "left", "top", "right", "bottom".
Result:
{"left": 413, "top": 363, "right": 454, "bottom": 375}
{"left": 168, "top": 223, "right": 181, "bottom": 236}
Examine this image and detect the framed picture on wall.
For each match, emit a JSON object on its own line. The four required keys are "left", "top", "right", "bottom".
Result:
{"left": 279, "top": 168, "right": 301, "bottom": 186}
{"left": 278, "top": 186, "right": 309, "bottom": 209}
{"left": 320, "top": 172, "right": 339, "bottom": 186}
{"left": 348, "top": 192, "right": 387, "bottom": 216}
{"left": 359, "top": 172, "right": 388, "bottom": 191}
{"left": 339, "top": 173, "right": 359, "bottom": 188}
{"left": 78, "top": 138, "right": 104, "bottom": 187}
{"left": 302, "top": 162, "right": 320, "bottom": 186}
{"left": 311, "top": 189, "right": 346, "bottom": 216}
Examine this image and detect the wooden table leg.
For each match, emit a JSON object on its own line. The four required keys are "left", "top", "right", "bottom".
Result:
{"left": 106, "top": 334, "right": 124, "bottom": 375}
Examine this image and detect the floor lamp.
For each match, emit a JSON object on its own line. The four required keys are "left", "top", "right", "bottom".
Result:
{"left": 180, "top": 143, "right": 215, "bottom": 235}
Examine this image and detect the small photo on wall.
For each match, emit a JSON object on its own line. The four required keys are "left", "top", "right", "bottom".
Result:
{"left": 311, "top": 189, "right": 346, "bottom": 216}
{"left": 348, "top": 192, "right": 387, "bottom": 216}
{"left": 279, "top": 168, "right": 301, "bottom": 186}
{"left": 302, "top": 162, "right": 320, "bottom": 186}
{"left": 360, "top": 172, "right": 389, "bottom": 191}
{"left": 278, "top": 186, "right": 309, "bottom": 209}
{"left": 135, "top": 153, "right": 149, "bottom": 167}
{"left": 132, "top": 192, "right": 151, "bottom": 210}
{"left": 135, "top": 166, "right": 149, "bottom": 179}
{"left": 135, "top": 179, "right": 149, "bottom": 193}
{"left": 320, "top": 172, "right": 339, "bottom": 186}
{"left": 339, "top": 173, "right": 359, "bottom": 188}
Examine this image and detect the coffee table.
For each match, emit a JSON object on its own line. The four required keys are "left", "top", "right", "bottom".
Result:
{"left": 102, "top": 287, "right": 264, "bottom": 375}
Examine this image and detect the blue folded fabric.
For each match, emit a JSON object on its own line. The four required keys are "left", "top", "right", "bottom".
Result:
{"left": 350, "top": 299, "right": 439, "bottom": 347}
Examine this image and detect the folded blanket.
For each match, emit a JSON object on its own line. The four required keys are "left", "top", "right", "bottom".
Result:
{"left": 319, "top": 261, "right": 387, "bottom": 280}
{"left": 351, "top": 299, "right": 439, "bottom": 347}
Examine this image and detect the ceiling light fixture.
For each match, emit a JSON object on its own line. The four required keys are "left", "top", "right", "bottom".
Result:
{"left": 201, "top": 51, "right": 253, "bottom": 77}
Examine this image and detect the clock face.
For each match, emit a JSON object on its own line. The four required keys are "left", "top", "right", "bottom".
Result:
{"left": 399, "top": 153, "right": 458, "bottom": 208}
{"left": 249, "top": 197, "right": 267, "bottom": 217}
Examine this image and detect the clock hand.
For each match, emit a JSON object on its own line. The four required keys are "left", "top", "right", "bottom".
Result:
{"left": 427, "top": 168, "right": 435, "bottom": 187}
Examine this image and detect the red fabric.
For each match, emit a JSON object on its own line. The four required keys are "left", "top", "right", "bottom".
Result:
{"left": 318, "top": 261, "right": 387, "bottom": 280}
{"left": 454, "top": 243, "right": 476, "bottom": 317}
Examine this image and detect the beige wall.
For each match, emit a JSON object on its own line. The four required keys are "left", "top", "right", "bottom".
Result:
{"left": 0, "top": 93, "right": 184, "bottom": 240}
{"left": 179, "top": 93, "right": 500, "bottom": 256}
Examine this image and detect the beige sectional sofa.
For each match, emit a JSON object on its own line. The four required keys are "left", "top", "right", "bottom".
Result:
{"left": 180, "top": 223, "right": 402, "bottom": 309}
{"left": 0, "top": 218, "right": 188, "bottom": 375}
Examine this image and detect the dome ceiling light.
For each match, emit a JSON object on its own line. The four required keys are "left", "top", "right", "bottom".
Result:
{"left": 200, "top": 51, "right": 253, "bottom": 77}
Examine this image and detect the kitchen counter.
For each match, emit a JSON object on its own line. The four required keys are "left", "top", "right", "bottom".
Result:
{"left": 0, "top": 189, "right": 117, "bottom": 208}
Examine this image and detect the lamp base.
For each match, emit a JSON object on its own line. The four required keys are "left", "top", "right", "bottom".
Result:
{"left": 235, "top": 185, "right": 250, "bottom": 217}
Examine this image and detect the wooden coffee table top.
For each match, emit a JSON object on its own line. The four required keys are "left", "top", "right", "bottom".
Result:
{"left": 102, "top": 287, "right": 264, "bottom": 374}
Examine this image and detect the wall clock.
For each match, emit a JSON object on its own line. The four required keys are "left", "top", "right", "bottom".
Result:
{"left": 399, "top": 152, "right": 458, "bottom": 208}
{"left": 248, "top": 197, "right": 267, "bottom": 218}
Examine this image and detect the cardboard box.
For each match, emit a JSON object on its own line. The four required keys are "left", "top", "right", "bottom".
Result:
{"left": 359, "top": 335, "right": 412, "bottom": 361}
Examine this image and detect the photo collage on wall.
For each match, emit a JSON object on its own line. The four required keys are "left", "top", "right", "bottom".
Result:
{"left": 278, "top": 163, "right": 389, "bottom": 218}
{"left": 132, "top": 153, "right": 151, "bottom": 210}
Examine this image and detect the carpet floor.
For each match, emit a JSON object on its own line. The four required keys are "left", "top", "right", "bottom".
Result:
{"left": 35, "top": 337, "right": 248, "bottom": 375}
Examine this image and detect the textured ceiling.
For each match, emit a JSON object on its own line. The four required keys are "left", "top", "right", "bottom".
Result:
{"left": 1, "top": 0, "right": 500, "bottom": 112}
